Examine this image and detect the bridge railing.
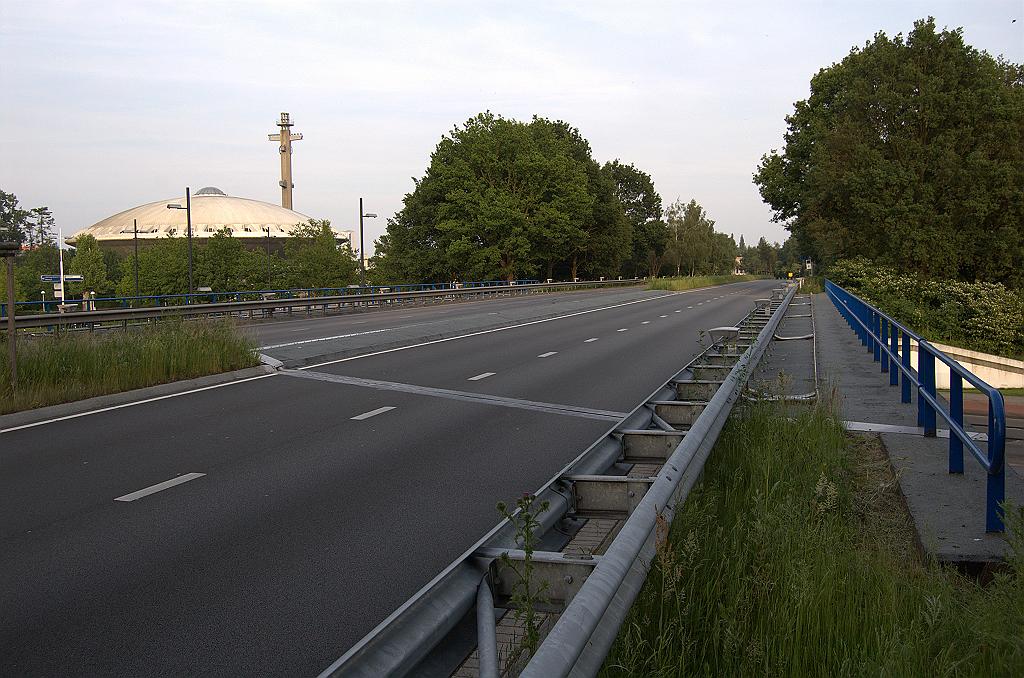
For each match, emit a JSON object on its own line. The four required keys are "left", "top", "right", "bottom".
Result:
{"left": 1, "top": 279, "right": 639, "bottom": 331}
{"left": 1, "top": 279, "right": 543, "bottom": 316}
{"left": 825, "top": 280, "right": 1006, "bottom": 532}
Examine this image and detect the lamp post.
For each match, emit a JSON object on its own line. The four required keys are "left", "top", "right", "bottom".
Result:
{"left": 119, "top": 218, "right": 141, "bottom": 300}
{"left": 166, "top": 187, "right": 194, "bottom": 302}
{"left": 1, "top": 241, "right": 19, "bottom": 388}
{"left": 359, "top": 198, "right": 378, "bottom": 288}
{"left": 263, "top": 226, "right": 273, "bottom": 290}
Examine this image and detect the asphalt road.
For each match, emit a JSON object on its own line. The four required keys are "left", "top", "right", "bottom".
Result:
{"left": 0, "top": 280, "right": 777, "bottom": 676}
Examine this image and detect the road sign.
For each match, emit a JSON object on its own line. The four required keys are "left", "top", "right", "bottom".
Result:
{"left": 40, "top": 274, "right": 84, "bottom": 282}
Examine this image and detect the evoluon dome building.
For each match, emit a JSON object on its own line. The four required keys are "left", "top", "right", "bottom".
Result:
{"left": 67, "top": 186, "right": 355, "bottom": 253}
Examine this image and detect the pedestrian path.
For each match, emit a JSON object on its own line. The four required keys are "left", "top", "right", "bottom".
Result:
{"left": 813, "top": 293, "right": 1021, "bottom": 568}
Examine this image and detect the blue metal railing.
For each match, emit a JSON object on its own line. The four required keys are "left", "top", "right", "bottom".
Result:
{"left": 1, "top": 279, "right": 541, "bottom": 316}
{"left": 826, "top": 280, "right": 1007, "bottom": 532}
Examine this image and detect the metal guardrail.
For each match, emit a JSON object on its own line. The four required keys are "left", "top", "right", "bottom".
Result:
{"left": 320, "top": 283, "right": 797, "bottom": 677}
{"left": 1, "top": 279, "right": 546, "bottom": 316}
{"left": 2, "top": 280, "right": 641, "bottom": 332}
{"left": 825, "top": 280, "right": 1006, "bottom": 532}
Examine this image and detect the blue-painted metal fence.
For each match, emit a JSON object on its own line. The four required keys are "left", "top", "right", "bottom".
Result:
{"left": 1, "top": 279, "right": 541, "bottom": 317}
{"left": 826, "top": 280, "right": 1007, "bottom": 532}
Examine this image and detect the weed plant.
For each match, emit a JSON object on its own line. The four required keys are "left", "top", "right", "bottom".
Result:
{"left": 648, "top": 275, "right": 765, "bottom": 292}
{"left": 602, "top": 400, "right": 1024, "bottom": 677}
{"left": 0, "top": 320, "right": 259, "bottom": 414}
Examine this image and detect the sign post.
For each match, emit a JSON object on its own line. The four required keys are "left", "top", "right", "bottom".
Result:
{"left": 1, "top": 242, "right": 19, "bottom": 388}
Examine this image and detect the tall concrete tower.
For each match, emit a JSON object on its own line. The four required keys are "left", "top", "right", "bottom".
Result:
{"left": 268, "top": 112, "right": 303, "bottom": 209}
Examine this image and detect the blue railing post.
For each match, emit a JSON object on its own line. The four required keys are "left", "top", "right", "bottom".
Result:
{"left": 949, "top": 374, "right": 964, "bottom": 474}
{"left": 872, "top": 311, "right": 881, "bottom": 362}
{"left": 880, "top": 317, "right": 889, "bottom": 372}
{"left": 987, "top": 401, "right": 1005, "bottom": 532}
{"left": 901, "top": 331, "right": 912, "bottom": 403}
{"left": 889, "top": 323, "right": 899, "bottom": 386}
{"left": 922, "top": 348, "right": 937, "bottom": 436}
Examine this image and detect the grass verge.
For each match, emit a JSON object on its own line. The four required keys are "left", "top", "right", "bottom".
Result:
{"left": 648, "top": 275, "right": 765, "bottom": 291}
{"left": 0, "top": 320, "right": 260, "bottom": 415}
{"left": 601, "top": 399, "right": 1024, "bottom": 677}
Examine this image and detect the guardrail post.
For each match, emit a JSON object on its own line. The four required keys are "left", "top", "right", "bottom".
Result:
{"left": 922, "top": 348, "right": 936, "bottom": 436}
{"left": 948, "top": 374, "right": 964, "bottom": 473}
{"left": 901, "top": 331, "right": 912, "bottom": 403}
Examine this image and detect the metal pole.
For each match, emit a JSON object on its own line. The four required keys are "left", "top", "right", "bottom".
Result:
{"left": 266, "top": 228, "right": 272, "bottom": 289}
{"left": 186, "top": 187, "right": 194, "bottom": 302}
{"left": 5, "top": 257, "right": 15, "bottom": 388}
{"left": 359, "top": 197, "right": 366, "bottom": 288}
{"left": 133, "top": 218, "right": 140, "bottom": 299}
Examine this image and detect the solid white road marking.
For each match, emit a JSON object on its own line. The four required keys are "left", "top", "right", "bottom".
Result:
{"left": 468, "top": 372, "right": 496, "bottom": 381}
{"left": 351, "top": 406, "right": 396, "bottom": 421}
{"left": 537, "top": 352, "right": 557, "bottom": 358}
{"left": 115, "top": 473, "right": 206, "bottom": 502}
{"left": 260, "top": 327, "right": 395, "bottom": 350}
{"left": 584, "top": 338, "right": 599, "bottom": 343}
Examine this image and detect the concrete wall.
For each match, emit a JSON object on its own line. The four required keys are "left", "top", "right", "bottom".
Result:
{"left": 907, "top": 340, "right": 1024, "bottom": 389}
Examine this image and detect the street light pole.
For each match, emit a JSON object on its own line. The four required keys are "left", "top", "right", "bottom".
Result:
{"left": 265, "top": 227, "right": 273, "bottom": 290}
{"left": 1, "top": 242, "right": 19, "bottom": 388}
{"left": 359, "top": 198, "right": 378, "bottom": 288}
{"left": 133, "top": 218, "right": 139, "bottom": 299}
{"left": 166, "top": 187, "right": 194, "bottom": 303}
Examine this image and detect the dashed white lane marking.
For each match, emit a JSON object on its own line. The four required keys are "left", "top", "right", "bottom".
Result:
{"left": 537, "top": 351, "right": 558, "bottom": 358}
{"left": 468, "top": 372, "right": 496, "bottom": 381}
{"left": 115, "top": 473, "right": 205, "bottom": 502}
{"left": 659, "top": 315, "right": 667, "bottom": 318}
{"left": 674, "top": 310, "right": 681, "bottom": 313}
{"left": 351, "top": 406, "right": 396, "bottom": 421}
{"left": 641, "top": 321, "right": 650, "bottom": 325}
{"left": 617, "top": 328, "right": 628, "bottom": 332}
{"left": 584, "top": 338, "right": 599, "bottom": 343}
{"left": 687, "top": 306, "right": 693, "bottom": 309}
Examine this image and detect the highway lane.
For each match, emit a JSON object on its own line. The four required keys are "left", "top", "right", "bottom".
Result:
{"left": 0, "top": 279, "right": 776, "bottom": 676}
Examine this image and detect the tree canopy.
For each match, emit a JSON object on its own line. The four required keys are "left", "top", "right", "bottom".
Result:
{"left": 754, "top": 18, "right": 1024, "bottom": 287}
{"left": 374, "top": 113, "right": 640, "bottom": 283}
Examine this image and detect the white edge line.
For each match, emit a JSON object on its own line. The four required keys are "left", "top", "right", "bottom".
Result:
{"left": 114, "top": 472, "right": 206, "bottom": 502}
{"left": 0, "top": 373, "right": 277, "bottom": 434}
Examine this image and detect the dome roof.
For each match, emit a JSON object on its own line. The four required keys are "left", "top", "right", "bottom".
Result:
{"left": 68, "top": 190, "right": 350, "bottom": 244}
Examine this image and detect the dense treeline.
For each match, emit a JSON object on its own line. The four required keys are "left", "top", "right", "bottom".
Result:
{"left": 1, "top": 189, "right": 358, "bottom": 302}
{"left": 372, "top": 113, "right": 774, "bottom": 284}
{"left": 754, "top": 18, "right": 1024, "bottom": 288}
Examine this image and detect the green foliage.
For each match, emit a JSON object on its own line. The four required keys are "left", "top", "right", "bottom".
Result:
{"left": 68, "top": 234, "right": 111, "bottom": 295}
{"left": 664, "top": 199, "right": 735, "bottom": 276}
{"left": 648, "top": 275, "right": 762, "bottom": 291}
{"left": 754, "top": 18, "right": 1024, "bottom": 288}
{"left": 496, "top": 494, "right": 551, "bottom": 669}
{"left": 602, "top": 400, "right": 1024, "bottom": 677}
{"left": 0, "top": 320, "right": 259, "bottom": 414}
{"left": 606, "top": 160, "right": 665, "bottom": 277}
{"left": 13, "top": 244, "right": 60, "bottom": 304}
{"left": 0, "top": 189, "right": 29, "bottom": 244}
{"left": 829, "top": 257, "right": 1024, "bottom": 356}
{"left": 282, "top": 219, "right": 358, "bottom": 289}
{"left": 375, "top": 113, "right": 637, "bottom": 284}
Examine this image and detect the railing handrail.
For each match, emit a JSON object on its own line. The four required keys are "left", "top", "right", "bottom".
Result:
{"left": 825, "top": 279, "right": 1006, "bottom": 532}
{"left": 2, "top": 279, "right": 639, "bottom": 330}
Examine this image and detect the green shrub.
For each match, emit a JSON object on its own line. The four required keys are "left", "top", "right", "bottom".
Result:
{"left": 828, "top": 257, "right": 1024, "bottom": 357}
{"left": 0, "top": 319, "right": 259, "bottom": 414}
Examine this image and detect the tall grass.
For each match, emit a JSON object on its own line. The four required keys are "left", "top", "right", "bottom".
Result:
{"left": 602, "top": 399, "right": 1024, "bottom": 677}
{"left": 0, "top": 320, "right": 259, "bottom": 414}
{"left": 648, "top": 275, "right": 764, "bottom": 291}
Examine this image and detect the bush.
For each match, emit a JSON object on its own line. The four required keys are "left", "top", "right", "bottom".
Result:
{"left": 828, "top": 257, "right": 1024, "bottom": 357}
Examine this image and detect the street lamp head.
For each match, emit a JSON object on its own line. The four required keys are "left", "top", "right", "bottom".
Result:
{"left": 167, "top": 203, "right": 184, "bottom": 210}
{"left": 364, "top": 213, "right": 378, "bottom": 219}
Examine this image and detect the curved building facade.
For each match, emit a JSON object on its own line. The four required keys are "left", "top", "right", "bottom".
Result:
{"left": 68, "top": 187, "right": 353, "bottom": 252}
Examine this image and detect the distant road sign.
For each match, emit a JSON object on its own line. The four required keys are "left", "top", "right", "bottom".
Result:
{"left": 40, "top": 274, "right": 84, "bottom": 282}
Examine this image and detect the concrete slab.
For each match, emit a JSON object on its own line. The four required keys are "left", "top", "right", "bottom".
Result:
{"left": 814, "top": 293, "right": 1021, "bottom": 566}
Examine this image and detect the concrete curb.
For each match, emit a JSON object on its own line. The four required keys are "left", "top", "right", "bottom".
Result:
{"left": 0, "top": 365, "right": 276, "bottom": 430}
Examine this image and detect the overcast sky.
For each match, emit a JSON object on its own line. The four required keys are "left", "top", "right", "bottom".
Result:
{"left": 1, "top": 1, "right": 1020, "bottom": 254}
